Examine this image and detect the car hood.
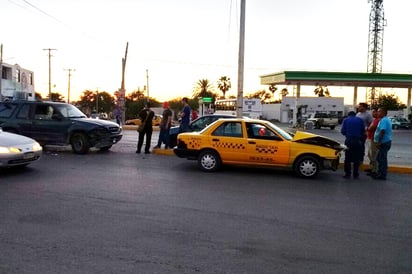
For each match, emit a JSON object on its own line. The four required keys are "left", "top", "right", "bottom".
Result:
{"left": 72, "top": 117, "right": 120, "bottom": 127}
{"left": 292, "top": 131, "right": 345, "bottom": 151}
{"left": 0, "top": 131, "right": 36, "bottom": 146}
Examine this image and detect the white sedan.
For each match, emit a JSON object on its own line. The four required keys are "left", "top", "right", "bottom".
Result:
{"left": 0, "top": 128, "right": 42, "bottom": 168}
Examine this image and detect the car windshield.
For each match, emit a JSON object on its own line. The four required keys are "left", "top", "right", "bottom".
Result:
{"left": 55, "top": 104, "right": 87, "bottom": 118}
{"left": 265, "top": 121, "right": 293, "bottom": 141}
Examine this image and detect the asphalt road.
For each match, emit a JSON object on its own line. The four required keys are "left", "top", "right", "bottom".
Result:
{"left": 0, "top": 137, "right": 411, "bottom": 273}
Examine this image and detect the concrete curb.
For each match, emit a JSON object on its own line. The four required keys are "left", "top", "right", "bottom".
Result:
{"left": 152, "top": 149, "right": 412, "bottom": 174}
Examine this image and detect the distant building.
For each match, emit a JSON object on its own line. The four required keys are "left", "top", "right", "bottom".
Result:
{"left": 280, "top": 96, "right": 344, "bottom": 123}
{"left": 1, "top": 63, "right": 35, "bottom": 101}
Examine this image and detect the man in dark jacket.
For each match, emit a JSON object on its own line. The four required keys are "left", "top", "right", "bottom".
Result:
{"left": 341, "top": 111, "right": 365, "bottom": 179}
{"left": 136, "top": 102, "right": 154, "bottom": 154}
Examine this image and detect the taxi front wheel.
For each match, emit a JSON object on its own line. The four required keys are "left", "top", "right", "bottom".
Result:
{"left": 294, "top": 156, "right": 320, "bottom": 178}
{"left": 198, "top": 150, "right": 221, "bottom": 172}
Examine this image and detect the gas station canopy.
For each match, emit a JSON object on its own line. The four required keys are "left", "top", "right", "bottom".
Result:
{"left": 260, "top": 71, "right": 412, "bottom": 88}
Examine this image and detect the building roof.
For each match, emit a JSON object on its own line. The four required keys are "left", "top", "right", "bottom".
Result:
{"left": 260, "top": 71, "right": 412, "bottom": 88}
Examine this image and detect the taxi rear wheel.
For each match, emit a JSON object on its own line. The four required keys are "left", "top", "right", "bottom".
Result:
{"left": 294, "top": 156, "right": 320, "bottom": 178}
{"left": 198, "top": 150, "right": 221, "bottom": 172}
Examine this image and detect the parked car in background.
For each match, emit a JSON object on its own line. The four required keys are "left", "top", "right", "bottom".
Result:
{"left": 0, "top": 101, "right": 122, "bottom": 154}
{"left": 0, "top": 128, "right": 42, "bottom": 168}
{"left": 169, "top": 114, "right": 237, "bottom": 148}
{"left": 125, "top": 114, "right": 162, "bottom": 126}
{"left": 389, "top": 117, "right": 411, "bottom": 129}
{"left": 174, "top": 118, "right": 345, "bottom": 178}
{"left": 307, "top": 112, "right": 339, "bottom": 130}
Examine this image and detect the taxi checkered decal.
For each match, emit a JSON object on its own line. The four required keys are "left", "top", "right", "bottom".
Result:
{"left": 255, "top": 145, "right": 277, "bottom": 154}
{"left": 213, "top": 142, "right": 246, "bottom": 150}
{"left": 188, "top": 138, "right": 202, "bottom": 149}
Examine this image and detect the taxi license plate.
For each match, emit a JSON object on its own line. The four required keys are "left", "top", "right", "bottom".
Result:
{"left": 23, "top": 152, "right": 35, "bottom": 159}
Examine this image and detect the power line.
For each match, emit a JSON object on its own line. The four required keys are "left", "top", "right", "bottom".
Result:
{"left": 21, "top": 0, "right": 65, "bottom": 24}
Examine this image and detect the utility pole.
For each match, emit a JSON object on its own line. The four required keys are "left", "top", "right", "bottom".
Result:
{"left": 146, "top": 69, "right": 149, "bottom": 102}
{"left": 236, "top": 0, "right": 246, "bottom": 118}
{"left": 64, "top": 68, "right": 75, "bottom": 103}
{"left": 120, "top": 42, "right": 128, "bottom": 125}
{"left": 43, "top": 48, "right": 57, "bottom": 100}
{"left": 96, "top": 88, "right": 99, "bottom": 112}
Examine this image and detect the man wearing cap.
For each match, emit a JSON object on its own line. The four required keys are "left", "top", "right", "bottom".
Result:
{"left": 154, "top": 101, "right": 173, "bottom": 149}
{"left": 341, "top": 111, "right": 365, "bottom": 179}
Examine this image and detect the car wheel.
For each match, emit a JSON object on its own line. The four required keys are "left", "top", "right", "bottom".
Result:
{"left": 330, "top": 125, "right": 335, "bottom": 130}
{"left": 198, "top": 150, "right": 221, "bottom": 172}
{"left": 100, "top": 145, "right": 112, "bottom": 151}
{"left": 70, "top": 133, "right": 90, "bottom": 154}
{"left": 294, "top": 155, "right": 320, "bottom": 178}
{"left": 393, "top": 124, "right": 399, "bottom": 129}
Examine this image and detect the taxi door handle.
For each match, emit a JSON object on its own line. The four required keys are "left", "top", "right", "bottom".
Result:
{"left": 248, "top": 141, "right": 256, "bottom": 144}
{"left": 212, "top": 138, "right": 220, "bottom": 142}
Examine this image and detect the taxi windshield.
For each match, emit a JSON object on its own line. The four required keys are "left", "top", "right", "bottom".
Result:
{"left": 266, "top": 121, "right": 293, "bottom": 141}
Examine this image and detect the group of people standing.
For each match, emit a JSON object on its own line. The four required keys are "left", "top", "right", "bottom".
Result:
{"left": 341, "top": 102, "right": 392, "bottom": 180}
{"left": 135, "top": 97, "right": 192, "bottom": 154}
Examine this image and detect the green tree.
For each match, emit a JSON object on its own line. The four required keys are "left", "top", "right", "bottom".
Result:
{"left": 269, "top": 84, "right": 277, "bottom": 99}
{"left": 193, "top": 79, "right": 216, "bottom": 99}
{"left": 35, "top": 92, "right": 43, "bottom": 100}
{"left": 50, "top": 92, "right": 65, "bottom": 102}
{"left": 314, "top": 85, "right": 330, "bottom": 97}
{"left": 127, "top": 89, "right": 146, "bottom": 102}
{"left": 372, "top": 94, "right": 406, "bottom": 110}
{"left": 245, "top": 90, "right": 271, "bottom": 103}
{"left": 217, "top": 76, "right": 231, "bottom": 99}
{"left": 280, "top": 88, "right": 289, "bottom": 97}
{"left": 76, "top": 90, "right": 115, "bottom": 115}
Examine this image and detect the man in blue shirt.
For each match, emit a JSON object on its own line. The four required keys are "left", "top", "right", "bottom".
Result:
{"left": 179, "top": 97, "right": 191, "bottom": 133}
{"left": 341, "top": 111, "right": 365, "bottom": 179}
{"left": 373, "top": 107, "right": 392, "bottom": 180}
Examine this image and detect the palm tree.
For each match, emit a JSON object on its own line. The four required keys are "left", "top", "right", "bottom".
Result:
{"left": 193, "top": 79, "right": 215, "bottom": 98}
{"left": 217, "top": 76, "right": 231, "bottom": 99}
{"left": 280, "top": 88, "right": 289, "bottom": 97}
{"left": 314, "top": 85, "right": 330, "bottom": 97}
{"left": 269, "top": 84, "right": 277, "bottom": 99}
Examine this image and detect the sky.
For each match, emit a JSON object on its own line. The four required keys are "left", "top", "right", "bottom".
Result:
{"left": 2, "top": 0, "right": 412, "bottom": 104}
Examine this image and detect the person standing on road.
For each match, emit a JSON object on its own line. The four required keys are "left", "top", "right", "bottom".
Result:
{"left": 114, "top": 105, "right": 122, "bottom": 125}
{"left": 373, "top": 107, "right": 392, "bottom": 180}
{"left": 341, "top": 111, "right": 365, "bottom": 179}
{"left": 179, "top": 97, "right": 191, "bottom": 133}
{"left": 356, "top": 102, "right": 373, "bottom": 164}
{"left": 136, "top": 102, "right": 154, "bottom": 154}
{"left": 154, "top": 101, "right": 173, "bottom": 149}
{"left": 365, "top": 108, "right": 380, "bottom": 176}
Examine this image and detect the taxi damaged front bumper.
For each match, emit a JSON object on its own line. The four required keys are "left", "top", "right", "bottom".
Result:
{"left": 323, "top": 156, "right": 340, "bottom": 171}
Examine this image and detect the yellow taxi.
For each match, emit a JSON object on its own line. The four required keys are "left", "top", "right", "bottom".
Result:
{"left": 125, "top": 114, "right": 162, "bottom": 126}
{"left": 173, "top": 118, "right": 346, "bottom": 178}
